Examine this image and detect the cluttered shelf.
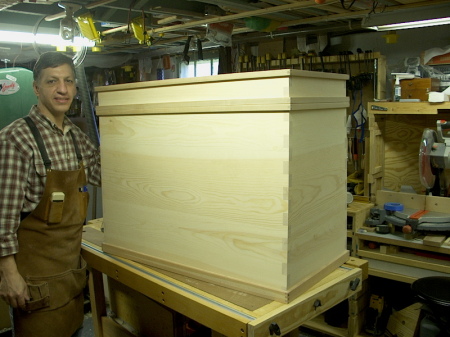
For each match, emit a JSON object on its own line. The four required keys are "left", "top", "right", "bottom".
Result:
{"left": 356, "top": 231, "right": 450, "bottom": 255}
{"left": 352, "top": 190, "right": 450, "bottom": 283}
{"left": 356, "top": 232, "right": 450, "bottom": 271}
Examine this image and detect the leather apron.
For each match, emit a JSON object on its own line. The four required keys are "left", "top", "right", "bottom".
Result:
{"left": 13, "top": 117, "right": 89, "bottom": 337}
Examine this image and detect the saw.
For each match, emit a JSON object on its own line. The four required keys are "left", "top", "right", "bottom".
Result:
{"left": 366, "top": 203, "right": 450, "bottom": 233}
{"left": 419, "top": 120, "right": 450, "bottom": 196}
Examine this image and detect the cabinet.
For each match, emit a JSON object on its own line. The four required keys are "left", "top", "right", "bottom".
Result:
{"left": 365, "top": 101, "right": 450, "bottom": 201}
{"left": 400, "top": 78, "right": 440, "bottom": 101}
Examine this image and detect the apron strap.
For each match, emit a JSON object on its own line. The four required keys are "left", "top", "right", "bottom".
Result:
{"left": 69, "top": 131, "right": 83, "bottom": 164}
{"left": 23, "top": 116, "right": 84, "bottom": 168}
{"left": 23, "top": 116, "right": 52, "bottom": 170}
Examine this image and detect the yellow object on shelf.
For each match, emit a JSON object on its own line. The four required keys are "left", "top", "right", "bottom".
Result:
{"left": 383, "top": 31, "right": 398, "bottom": 44}
{"left": 77, "top": 12, "right": 101, "bottom": 42}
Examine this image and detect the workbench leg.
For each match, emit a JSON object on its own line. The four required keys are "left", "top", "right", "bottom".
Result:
{"left": 88, "top": 267, "right": 107, "bottom": 337}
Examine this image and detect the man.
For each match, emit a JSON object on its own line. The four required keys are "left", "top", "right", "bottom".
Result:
{"left": 0, "top": 52, "right": 101, "bottom": 337}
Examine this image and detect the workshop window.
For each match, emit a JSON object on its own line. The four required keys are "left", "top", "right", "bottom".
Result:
{"left": 179, "top": 58, "right": 219, "bottom": 78}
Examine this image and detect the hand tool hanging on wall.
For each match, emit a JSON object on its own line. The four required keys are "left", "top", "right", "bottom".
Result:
{"left": 296, "top": 36, "right": 307, "bottom": 70}
{"left": 307, "top": 50, "right": 315, "bottom": 70}
{"left": 183, "top": 36, "right": 192, "bottom": 64}
{"left": 347, "top": 85, "right": 366, "bottom": 171}
{"left": 338, "top": 52, "right": 346, "bottom": 74}
{"left": 297, "top": 34, "right": 327, "bottom": 71}
{"left": 344, "top": 49, "right": 368, "bottom": 173}
{"left": 197, "top": 38, "right": 203, "bottom": 60}
{"left": 281, "top": 53, "right": 287, "bottom": 69}
{"left": 265, "top": 54, "right": 271, "bottom": 70}
{"left": 318, "top": 51, "right": 325, "bottom": 72}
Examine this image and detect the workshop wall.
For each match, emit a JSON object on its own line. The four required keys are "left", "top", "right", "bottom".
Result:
{"left": 327, "top": 25, "right": 450, "bottom": 100}
{"left": 141, "top": 26, "right": 450, "bottom": 101}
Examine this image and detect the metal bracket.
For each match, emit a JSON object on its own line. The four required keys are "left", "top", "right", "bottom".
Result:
{"left": 350, "top": 278, "right": 360, "bottom": 291}
{"left": 371, "top": 104, "right": 388, "bottom": 111}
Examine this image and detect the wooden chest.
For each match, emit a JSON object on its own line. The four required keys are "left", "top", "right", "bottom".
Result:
{"left": 95, "top": 70, "right": 350, "bottom": 302}
{"left": 400, "top": 78, "right": 440, "bottom": 101}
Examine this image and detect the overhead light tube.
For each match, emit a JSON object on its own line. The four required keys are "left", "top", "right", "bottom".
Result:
{"left": 0, "top": 30, "right": 95, "bottom": 47}
{"left": 362, "top": 3, "right": 450, "bottom": 31}
{"left": 367, "top": 17, "right": 450, "bottom": 31}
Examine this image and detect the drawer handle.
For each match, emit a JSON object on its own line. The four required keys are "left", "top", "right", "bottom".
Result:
{"left": 269, "top": 322, "right": 281, "bottom": 336}
{"left": 313, "top": 299, "right": 322, "bottom": 310}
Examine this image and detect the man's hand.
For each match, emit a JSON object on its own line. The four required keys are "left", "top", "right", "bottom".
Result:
{"left": 0, "top": 255, "right": 29, "bottom": 309}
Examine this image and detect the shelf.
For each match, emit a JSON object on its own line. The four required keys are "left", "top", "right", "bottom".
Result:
{"left": 347, "top": 202, "right": 374, "bottom": 216}
{"left": 363, "top": 257, "right": 449, "bottom": 284}
{"left": 355, "top": 225, "right": 450, "bottom": 282}
{"left": 357, "top": 247, "right": 450, "bottom": 274}
{"left": 355, "top": 230, "right": 450, "bottom": 255}
{"left": 368, "top": 101, "right": 450, "bottom": 114}
{"left": 302, "top": 314, "right": 347, "bottom": 337}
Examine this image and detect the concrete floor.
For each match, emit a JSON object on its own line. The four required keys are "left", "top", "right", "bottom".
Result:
{"left": 78, "top": 313, "right": 95, "bottom": 337}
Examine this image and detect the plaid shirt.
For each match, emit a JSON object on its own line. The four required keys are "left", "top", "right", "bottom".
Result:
{"left": 0, "top": 106, "right": 101, "bottom": 256}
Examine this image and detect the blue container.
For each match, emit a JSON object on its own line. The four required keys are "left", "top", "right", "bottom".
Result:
{"left": 0, "top": 67, "right": 37, "bottom": 130}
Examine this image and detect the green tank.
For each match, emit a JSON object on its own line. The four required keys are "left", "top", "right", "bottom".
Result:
{"left": 0, "top": 67, "right": 37, "bottom": 130}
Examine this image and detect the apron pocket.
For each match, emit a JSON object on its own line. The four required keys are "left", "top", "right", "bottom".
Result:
{"left": 25, "top": 282, "right": 50, "bottom": 311}
{"left": 24, "top": 257, "right": 87, "bottom": 312}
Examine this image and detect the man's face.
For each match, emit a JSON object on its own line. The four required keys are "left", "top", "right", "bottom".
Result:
{"left": 33, "top": 63, "right": 76, "bottom": 119}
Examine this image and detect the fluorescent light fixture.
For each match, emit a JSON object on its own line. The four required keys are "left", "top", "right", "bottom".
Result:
{"left": 367, "top": 17, "right": 450, "bottom": 31}
{"left": 0, "top": 30, "right": 95, "bottom": 47}
{"left": 362, "top": 3, "right": 450, "bottom": 31}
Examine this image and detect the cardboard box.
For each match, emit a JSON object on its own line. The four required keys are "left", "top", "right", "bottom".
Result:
{"left": 96, "top": 70, "right": 350, "bottom": 302}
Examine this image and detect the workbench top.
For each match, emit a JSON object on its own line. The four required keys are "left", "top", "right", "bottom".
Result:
{"left": 81, "top": 223, "right": 364, "bottom": 337}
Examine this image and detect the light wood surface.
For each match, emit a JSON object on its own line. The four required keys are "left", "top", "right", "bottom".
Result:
{"left": 82, "top": 226, "right": 363, "bottom": 337}
{"left": 97, "top": 70, "right": 349, "bottom": 302}
{"left": 95, "top": 97, "right": 349, "bottom": 115}
{"left": 95, "top": 69, "right": 348, "bottom": 93}
{"left": 368, "top": 102, "right": 450, "bottom": 115}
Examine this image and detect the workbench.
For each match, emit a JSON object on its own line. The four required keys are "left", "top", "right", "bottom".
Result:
{"left": 81, "top": 224, "right": 364, "bottom": 337}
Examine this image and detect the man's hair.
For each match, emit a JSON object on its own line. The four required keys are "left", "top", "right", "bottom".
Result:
{"left": 33, "top": 52, "right": 76, "bottom": 82}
